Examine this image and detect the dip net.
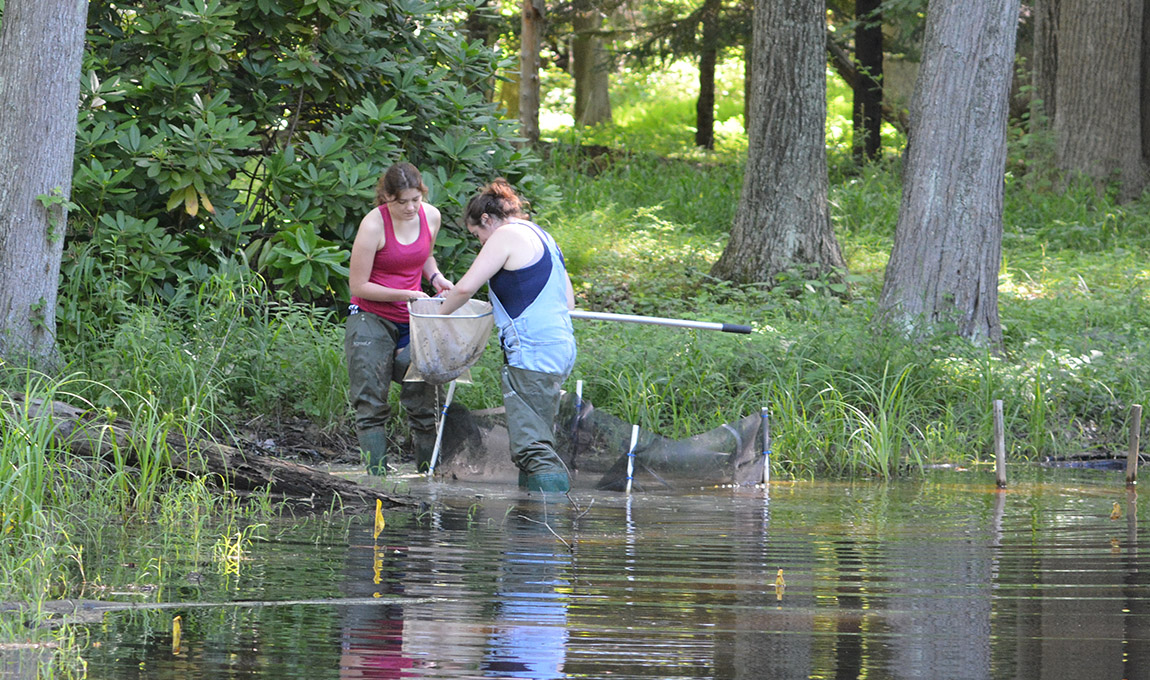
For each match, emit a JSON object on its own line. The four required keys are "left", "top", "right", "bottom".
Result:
{"left": 434, "top": 392, "right": 766, "bottom": 490}
{"left": 405, "top": 298, "right": 494, "bottom": 385}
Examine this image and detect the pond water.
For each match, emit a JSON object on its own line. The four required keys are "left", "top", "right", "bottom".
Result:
{"left": 67, "top": 467, "right": 1150, "bottom": 679}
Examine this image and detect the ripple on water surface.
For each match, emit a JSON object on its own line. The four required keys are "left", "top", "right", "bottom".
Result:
{"left": 75, "top": 469, "right": 1150, "bottom": 679}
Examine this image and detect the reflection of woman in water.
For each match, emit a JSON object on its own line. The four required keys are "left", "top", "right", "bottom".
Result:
{"left": 338, "top": 528, "right": 415, "bottom": 678}
{"left": 339, "top": 502, "right": 570, "bottom": 678}
{"left": 481, "top": 508, "right": 570, "bottom": 679}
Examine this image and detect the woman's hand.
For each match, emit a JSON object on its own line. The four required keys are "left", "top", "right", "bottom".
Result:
{"left": 432, "top": 277, "right": 455, "bottom": 295}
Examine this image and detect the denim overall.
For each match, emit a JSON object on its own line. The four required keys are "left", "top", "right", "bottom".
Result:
{"left": 489, "top": 221, "right": 577, "bottom": 492}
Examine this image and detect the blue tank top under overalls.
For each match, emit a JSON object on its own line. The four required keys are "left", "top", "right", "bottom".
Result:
{"left": 488, "top": 221, "right": 576, "bottom": 377}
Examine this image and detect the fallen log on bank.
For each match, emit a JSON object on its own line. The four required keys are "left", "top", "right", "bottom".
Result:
{"left": 11, "top": 395, "right": 414, "bottom": 511}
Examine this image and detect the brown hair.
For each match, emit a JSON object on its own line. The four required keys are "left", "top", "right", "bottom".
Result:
{"left": 464, "top": 178, "right": 529, "bottom": 227}
{"left": 375, "top": 162, "right": 428, "bottom": 205}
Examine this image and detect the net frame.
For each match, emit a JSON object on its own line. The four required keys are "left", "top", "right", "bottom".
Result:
{"left": 405, "top": 298, "right": 494, "bottom": 385}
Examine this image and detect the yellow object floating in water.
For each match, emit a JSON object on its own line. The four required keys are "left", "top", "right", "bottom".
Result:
{"left": 1111, "top": 501, "right": 1122, "bottom": 521}
{"left": 774, "top": 568, "right": 785, "bottom": 588}
{"left": 172, "top": 615, "right": 182, "bottom": 655}
{"left": 374, "top": 498, "right": 386, "bottom": 539}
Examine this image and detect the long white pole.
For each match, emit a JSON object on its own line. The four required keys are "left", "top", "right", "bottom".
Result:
{"left": 761, "top": 408, "right": 771, "bottom": 485}
{"left": 427, "top": 380, "right": 457, "bottom": 476}
{"left": 625, "top": 424, "right": 639, "bottom": 494}
{"left": 570, "top": 310, "right": 752, "bottom": 334}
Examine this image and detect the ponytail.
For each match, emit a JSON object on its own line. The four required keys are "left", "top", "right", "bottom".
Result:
{"left": 464, "top": 178, "right": 528, "bottom": 226}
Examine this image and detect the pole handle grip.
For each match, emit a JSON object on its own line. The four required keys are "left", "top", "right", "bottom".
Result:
{"left": 721, "top": 323, "right": 753, "bottom": 334}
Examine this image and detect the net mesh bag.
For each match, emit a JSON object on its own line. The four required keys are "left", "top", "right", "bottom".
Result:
{"left": 404, "top": 298, "right": 494, "bottom": 385}
{"left": 434, "top": 392, "right": 766, "bottom": 489}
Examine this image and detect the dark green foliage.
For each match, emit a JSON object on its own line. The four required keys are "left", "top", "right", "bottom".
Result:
{"left": 65, "top": 0, "right": 545, "bottom": 325}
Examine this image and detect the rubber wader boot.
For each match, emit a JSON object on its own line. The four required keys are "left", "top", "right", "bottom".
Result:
{"left": 413, "top": 431, "right": 437, "bottom": 473}
{"left": 525, "top": 471, "right": 570, "bottom": 493}
{"left": 359, "top": 430, "right": 390, "bottom": 476}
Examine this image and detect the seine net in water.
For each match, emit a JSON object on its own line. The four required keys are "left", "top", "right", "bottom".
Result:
{"left": 434, "top": 392, "right": 766, "bottom": 489}
{"left": 405, "top": 298, "right": 494, "bottom": 385}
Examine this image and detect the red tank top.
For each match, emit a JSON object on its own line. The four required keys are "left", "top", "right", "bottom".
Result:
{"left": 350, "top": 204, "right": 431, "bottom": 324}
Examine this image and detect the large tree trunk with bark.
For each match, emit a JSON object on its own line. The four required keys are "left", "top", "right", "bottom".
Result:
{"left": 1053, "top": 0, "right": 1145, "bottom": 202}
{"left": 0, "top": 0, "right": 86, "bottom": 367}
{"left": 875, "top": 0, "right": 1020, "bottom": 347}
{"left": 852, "top": 0, "right": 883, "bottom": 161}
{"left": 711, "top": 0, "right": 845, "bottom": 284}
{"left": 519, "top": 0, "right": 546, "bottom": 146}
{"left": 572, "top": 10, "right": 612, "bottom": 127}
{"left": 695, "top": 0, "right": 722, "bottom": 149}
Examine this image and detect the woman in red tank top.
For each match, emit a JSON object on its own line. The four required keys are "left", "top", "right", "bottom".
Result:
{"left": 345, "top": 162, "right": 455, "bottom": 475}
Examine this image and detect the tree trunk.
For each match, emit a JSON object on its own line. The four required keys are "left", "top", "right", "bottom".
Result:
{"left": 1031, "top": 0, "right": 1058, "bottom": 127}
{"left": 827, "top": 34, "right": 908, "bottom": 133}
{"left": 1053, "top": 0, "right": 1145, "bottom": 202}
{"left": 711, "top": 0, "right": 845, "bottom": 284}
{"left": 875, "top": 0, "right": 1020, "bottom": 347}
{"left": 695, "top": 0, "right": 722, "bottom": 149}
{"left": 518, "top": 0, "right": 546, "bottom": 146}
{"left": 852, "top": 0, "right": 883, "bottom": 161}
{"left": 572, "top": 10, "right": 612, "bottom": 127}
{"left": 0, "top": 0, "right": 87, "bottom": 367}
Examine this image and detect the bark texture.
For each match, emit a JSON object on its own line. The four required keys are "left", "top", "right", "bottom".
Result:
{"left": 876, "top": 0, "right": 1021, "bottom": 346}
{"left": 711, "top": 0, "right": 845, "bottom": 284}
{"left": 1053, "top": 0, "right": 1145, "bottom": 201}
{"left": 0, "top": 0, "right": 87, "bottom": 365}
{"left": 518, "top": 0, "right": 546, "bottom": 145}
{"left": 572, "top": 10, "right": 612, "bottom": 127}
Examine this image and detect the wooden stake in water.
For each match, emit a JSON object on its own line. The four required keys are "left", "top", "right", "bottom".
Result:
{"left": 761, "top": 408, "right": 771, "bottom": 485}
{"left": 625, "top": 424, "right": 639, "bottom": 494}
{"left": 1126, "top": 404, "right": 1142, "bottom": 486}
{"left": 994, "top": 399, "right": 1007, "bottom": 488}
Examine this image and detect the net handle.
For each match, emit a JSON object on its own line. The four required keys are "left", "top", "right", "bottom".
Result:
{"left": 570, "top": 310, "right": 751, "bottom": 334}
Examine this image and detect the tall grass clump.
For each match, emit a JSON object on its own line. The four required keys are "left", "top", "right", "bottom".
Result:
{"left": 0, "top": 364, "right": 284, "bottom": 653}
{"left": 0, "top": 370, "right": 85, "bottom": 634}
{"left": 61, "top": 267, "right": 351, "bottom": 435}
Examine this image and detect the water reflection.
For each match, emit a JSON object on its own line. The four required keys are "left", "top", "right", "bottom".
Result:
{"left": 480, "top": 506, "right": 569, "bottom": 678}
{"left": 69, "top": 470, "right": 1150, "bottom": 680}
{"left": 338, "top": 497, "right": 571, "bottom": 678}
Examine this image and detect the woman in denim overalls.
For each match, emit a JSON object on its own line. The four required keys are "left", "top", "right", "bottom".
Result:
{"left": 438, "top": 179, "right": 576, "bottom": 493}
